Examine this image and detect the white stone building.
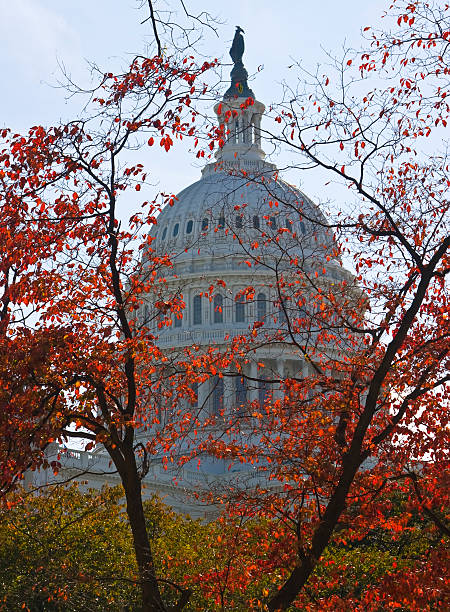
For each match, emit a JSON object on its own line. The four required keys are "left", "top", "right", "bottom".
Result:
{"left": 32, "top": 31, "right": 352, "bottom": 518}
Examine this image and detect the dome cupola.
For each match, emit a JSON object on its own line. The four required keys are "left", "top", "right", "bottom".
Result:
{"left": 213, "top": 25, "right": 266, "bottom": 166}
{"left": 150, "top": 29, "right": 338, "bottom": 269}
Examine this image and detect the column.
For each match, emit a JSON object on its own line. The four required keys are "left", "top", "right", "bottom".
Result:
{"left": 273, "top": 359, "right": 285, "bottom": 401}
{"left": 254, "top": 115, "right": 262, "bottom": 147}
{"left": 197, "top": 379, "right": 210, "bottom": 412}
{"left": 249, "top": 360, "right": 259, "bottom": 403}
{"left": 223, "top": 374, "right": 233, "bottom": 413}
{"left": 301, "top": 358, "right": 308, "bottom": 381}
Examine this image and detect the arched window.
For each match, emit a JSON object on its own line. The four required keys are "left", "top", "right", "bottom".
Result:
{"left": 269, "top": 216, "right": 277, "bottom": 229}
{"left": 285, "top": 217, "right": 293, "bottom": 232}
{"left": 193, "top": 295, "right": 202, "bottom": 325}
{"left": 257, "top": 292, "right": 267, "bottom": 322}
{"left": 300, "top": 221, "right": 306, "bottom": 234}
{"left": 201, "top": 218, "right": 209, "bottom": 231}
{"left": 213, "top": 294, "right": 223, "bottom": 324}
{"left": 236, "top": 214, "right": 243, "bottom": 229}
{"left": 173, "top": 223, "right": 179, "bottom": 237}
{"left": 186, "top": 219, "right": 193, "bottom": 234}
{"left": 174, "top": 313, "right": 182, "bottom": 328}
{"left": 212, "top": 376, "right": 224, "bottom": 414}
{"left": 247, "top": 123, "right": 254, "bottom": 144}
{"left": 218, "top": 214, "right": 225, "bottom": 229}
{"left": 161, "top": 227, "right": 167, "bottom": 240}
{"left": 253, "top": 215, "right": 260, "bottom": 230}
{"left": 235, "top": 295, "right": 245, "bottom": 323}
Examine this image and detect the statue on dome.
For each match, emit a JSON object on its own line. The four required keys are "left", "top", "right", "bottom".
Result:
{"left": 230, "top": 26, "right": 245, "bottom": 65}
{"left": 224, "top": 26, "right": 255, "bottom": 100}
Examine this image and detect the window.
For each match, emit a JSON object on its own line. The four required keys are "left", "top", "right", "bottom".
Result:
{"left": 247, "top": 123, "right": 254, "bottom": 144}
{"left": 253, "top": 215, "right": 260, "bottom": 230}
{"left": 218, "top": 215, "right": 225, "bottom": 229}
{"left": 191, "top": 382, "right": 198, "bottom": 407}
{"left": 143, "top": 304, "right": 150, "bottom": 325}
{"left": 213, "top": 294, "right": 223, "bottom": 324}
{"left": 300, "top": 221, "right": 306, "bottom": 234}
{"left": 258, "top": 377, "right": 271, "bottom": 406}
{"left": 257, "top": 292, "right": 267, "bottom": 321}
{"left": 235, "top": 295, "right": 245, "bottom": 323}
{"left": 161, "top": 227, "right": 167, "bottom": 240}
{"left": 174, "top": 313, "right": 182, "bottom": 328}
{"left": 286, "top": 218, "right": 293, "bottom": 232}
{"left": 212, "top": 376, "right": 224, "bottom": 414}
{"left": 236, "top": 375, "right": 247, "bottom": 408}
{"left": 186, "top": 219, "right": 193, "bottom": 234}
{"left": 173, "top": 223, "right": 179, "bottom": 237}
{"left": 236, "top": 214, "right": 243, "bottom": 229}
{"left": 278, "top": 303, "right": 287, "bottom": 327}
{"left": 193, "top": 295, "right": 202, "bottom": 325}
{"left": 201, "top": 218, "right": 209, "bottom": 231}
{"left": 269, "top": 216, "right": 277, "bottom": 229}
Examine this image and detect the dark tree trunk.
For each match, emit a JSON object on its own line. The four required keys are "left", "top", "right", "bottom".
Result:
{"left": 122, "top": 464, "right": 166, "bottom": 612}
{"left": 268, "top": 448, "right": 362, "bottom": 610}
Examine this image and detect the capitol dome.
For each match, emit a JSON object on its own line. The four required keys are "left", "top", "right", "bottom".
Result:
{"left": 38, "top": 29, "right": 351, "bottom": 519}
{"left": 139, "top": 31, "right": 351, "bottom": 490}
{"left": 145, "top": 39, "right": 345, "bottom": 369}
{"left": 153, "top": 165, "right": 332, "bottom": 259}
{"left": 151, "top": 75, "right": 335, "bottom": 265}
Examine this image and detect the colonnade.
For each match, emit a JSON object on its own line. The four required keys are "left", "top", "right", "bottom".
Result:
{"left": 195, "top": 357, "right": 311, "bottom": 414}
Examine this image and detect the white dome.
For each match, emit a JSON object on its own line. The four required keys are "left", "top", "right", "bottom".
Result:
{"left": 153, "top": 159, "right": 334, "bottom": 263}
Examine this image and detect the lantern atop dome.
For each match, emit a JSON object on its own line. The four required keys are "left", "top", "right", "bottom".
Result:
{"left": 213, "top": 28, "right": 266, "bottom": 165}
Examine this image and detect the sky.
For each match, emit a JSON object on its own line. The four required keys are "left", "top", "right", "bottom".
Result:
{"left": 0, "top": 0, "right": 389, "bottom": 212}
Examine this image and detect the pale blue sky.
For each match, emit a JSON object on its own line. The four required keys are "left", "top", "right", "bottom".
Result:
{"left": 0, "top": 0, "right": 388, "bottom": 209}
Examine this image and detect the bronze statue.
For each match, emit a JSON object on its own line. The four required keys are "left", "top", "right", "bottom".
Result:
{"left": 224, "top": 26, "right": 255, "bottom": 99}
{"left": 230, "top": 26, "right": 245, "bottom": 65}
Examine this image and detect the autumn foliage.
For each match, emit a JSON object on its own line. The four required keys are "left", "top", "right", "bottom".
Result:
{"left": 0, "top": 1, "right": 448, "bottom": 611}
{"left": 202, "top": 1, "right": 449, "bottom": 609}
{"left": 0, "top": 48, "right": 219, "bottom": 610}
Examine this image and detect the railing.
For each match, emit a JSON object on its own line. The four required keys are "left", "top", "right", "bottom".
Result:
{"left": 157, "top": 327, "right": 246, "bottom": 346}
{"left": 59, "top": 449, "right": 115, "bottom": 473}
{"left": 58, "top": 448, "right": 266, "bottom": 487}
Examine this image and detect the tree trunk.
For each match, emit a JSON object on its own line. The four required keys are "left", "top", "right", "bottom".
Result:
{"left": 268, "top": 450, "right": 362, "bottom": 610}
{"left": 122, "top": 467, "right": 166, "bottom": 612}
